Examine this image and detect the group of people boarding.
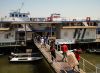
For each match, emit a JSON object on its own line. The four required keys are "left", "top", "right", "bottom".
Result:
{"left": 49, "top": 39, "right": 82, "bottom": 72}
{"left": 35, "top": 34, "right": 82, "bottom": 72}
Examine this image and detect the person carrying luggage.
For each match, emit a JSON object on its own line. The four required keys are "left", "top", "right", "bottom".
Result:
{"left": 61, "top": 43, "right": 68, "bottom": 62}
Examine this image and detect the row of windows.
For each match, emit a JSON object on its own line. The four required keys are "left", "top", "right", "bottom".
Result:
{"left": 10, "top": 14, "right": 28, "bottom": 17}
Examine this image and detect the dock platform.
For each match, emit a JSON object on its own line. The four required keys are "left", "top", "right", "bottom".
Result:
{"left": 34, "top": 42, "right": 85, "bottom": 73}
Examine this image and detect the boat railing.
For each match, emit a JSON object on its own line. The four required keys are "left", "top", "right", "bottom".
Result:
{"left": 0, "top": 41, "right": 25, "bottom": 47}
{"left": 80, "top": 56, "right": 100, "bottom": 73}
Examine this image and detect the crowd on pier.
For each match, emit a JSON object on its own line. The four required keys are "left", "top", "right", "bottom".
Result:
{"left": 34, "top": 34, "right": 82, "bottom": 73}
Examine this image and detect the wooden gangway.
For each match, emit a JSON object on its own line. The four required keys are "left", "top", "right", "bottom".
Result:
{"left": 34, "top": 42, "right": 85, "bottom": 73}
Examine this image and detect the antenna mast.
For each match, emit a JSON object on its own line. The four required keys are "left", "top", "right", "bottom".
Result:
{"left": 18, "top": 2, "right": 24, "bottom": 12}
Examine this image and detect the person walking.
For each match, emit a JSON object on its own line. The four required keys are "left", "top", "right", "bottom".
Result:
{"left": 40, "top": 37, "right": 44, "bottom": 48}
{"left": 43, "top": 36, "right": 47, "bottom": 48}
{"left": 50, "top": 40, "right": 56, "bottom": 62}
{"left": 61, "top": 43, "right": 68, "bottom": 62}
{"left": 74, "top": 48, "right": 82, "bottom": 71}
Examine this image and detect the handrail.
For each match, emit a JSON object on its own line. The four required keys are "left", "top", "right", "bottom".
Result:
{"left": 80, "top": 56, "right": 100, "bottom": 73}
{"left": 80, "top": 57, "right": 97, "bottom": 67}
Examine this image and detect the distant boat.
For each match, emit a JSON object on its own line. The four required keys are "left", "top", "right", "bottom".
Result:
{"left": 0, "top": 54, "right": 3, "bottom": 56}
{"left": 9, "top": 52, "right": 43, "bottom": 62}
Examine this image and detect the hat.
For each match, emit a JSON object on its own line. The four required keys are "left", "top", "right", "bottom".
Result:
{"left": 73, "top": 49, "right": 77, "bottom": 51}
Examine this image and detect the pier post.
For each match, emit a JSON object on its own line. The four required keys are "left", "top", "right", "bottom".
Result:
{"left": 51, "top": 23, "right": 52, "bottom": 37}
{"left": 25, "top": 24, "right": 27, "bottom": 46}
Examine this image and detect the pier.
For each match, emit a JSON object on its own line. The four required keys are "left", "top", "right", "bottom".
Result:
{"left": 34, "top": 41, "right": 85, "bottom": 73}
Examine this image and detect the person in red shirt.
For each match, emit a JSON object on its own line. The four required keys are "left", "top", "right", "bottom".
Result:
{"left": 61, "top": 43, "right": 68, "bottom": 62}
{"left": 74, "top": 48, "right": 82, "bottom": 71}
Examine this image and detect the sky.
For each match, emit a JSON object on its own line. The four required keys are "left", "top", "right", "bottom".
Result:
{"left": 0, "top": 0, "right": 100, "bottom": 19}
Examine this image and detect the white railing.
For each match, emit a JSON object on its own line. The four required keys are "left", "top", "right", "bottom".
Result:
{"left": 80, "top": 57, "right": 100, "bottom": 73}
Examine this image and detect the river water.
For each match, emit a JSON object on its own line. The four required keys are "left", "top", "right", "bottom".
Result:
{"left": 81, "top": 53, "right": 100, "bottom": 66}
{"left": 0, "top": 42, "right": 55, "bottom": 73}
{"left": 0, "top": 55, "right": 55, "bottom": 73}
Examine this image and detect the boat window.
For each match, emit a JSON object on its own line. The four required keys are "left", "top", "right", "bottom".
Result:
{"left": 15, "top": 55, "right": 31, "bottom": 57}
{"left": 23, "top": 14, "right": 26, "bottom": 17}
{"left": 19, "top": 14, "right": 22, "bottom": 17}
{"left": 11, "top": 14, "right": 14, "bottom": 17}
{"left": 4, "top": 23, "right": 10, "bottom": 28}
{"left": 15, "top": 14, "right": 18, "bottom": 17}
{"left": 94, "top": 22, "right": 97, "bottom": 26}
{"left": 19, "top": 32, "right": 25, "bottom": 36}
{"left": 0, "top": 23, "right": 10, "bottom": 28}
{"left": 18, "top": 58, "right": 27, "bottom": 60}
{"left": 18, "top": 24, "right": 23, "bottom": 28}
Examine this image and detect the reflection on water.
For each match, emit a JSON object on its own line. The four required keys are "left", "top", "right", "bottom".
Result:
{"left": 0, "top": 55, "right": 55, "bottom": 73}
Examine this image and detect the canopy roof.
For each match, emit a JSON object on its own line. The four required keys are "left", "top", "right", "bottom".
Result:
{"left": 55, "top": 39, "right": 75, "bottom": 45}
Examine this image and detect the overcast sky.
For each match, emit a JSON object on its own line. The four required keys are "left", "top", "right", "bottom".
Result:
{"left": 0, "top": 0, "right": 100, "bottom": 19}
